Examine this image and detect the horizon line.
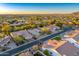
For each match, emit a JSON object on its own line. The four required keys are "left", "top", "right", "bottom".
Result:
{"left": 0, "top": 11, "right": 77, "bottom": 14}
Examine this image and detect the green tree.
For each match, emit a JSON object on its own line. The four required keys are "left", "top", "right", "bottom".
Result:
{"left": 43, "top": 49, "right": 51, "bottom": 56}
{"left": 2, "top": 23, "right": 11, "bottom": 35}
{"left": 40, "top": 27, "right": 50, "bottom": 34}
{"left": 56, "top": 22, "right": 63, "bottom": 28}
{"left": 53, "top": 36, "right": 61, "bottom": 41}
{"left": 13, "top": 35, "right": 25, "bottom": 45}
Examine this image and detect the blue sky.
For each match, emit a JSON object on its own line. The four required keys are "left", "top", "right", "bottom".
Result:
{"left": 0, "top": 3, "right": 79, "bottom": 14}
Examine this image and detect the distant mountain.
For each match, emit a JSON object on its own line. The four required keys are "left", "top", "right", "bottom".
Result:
{"left": 72, "top": 11, "right": 79, "bottom": 15}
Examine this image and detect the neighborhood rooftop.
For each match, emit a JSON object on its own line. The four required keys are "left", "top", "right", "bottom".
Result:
{"left": 56, "top": 42, "right": 79, "bottom": 56}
